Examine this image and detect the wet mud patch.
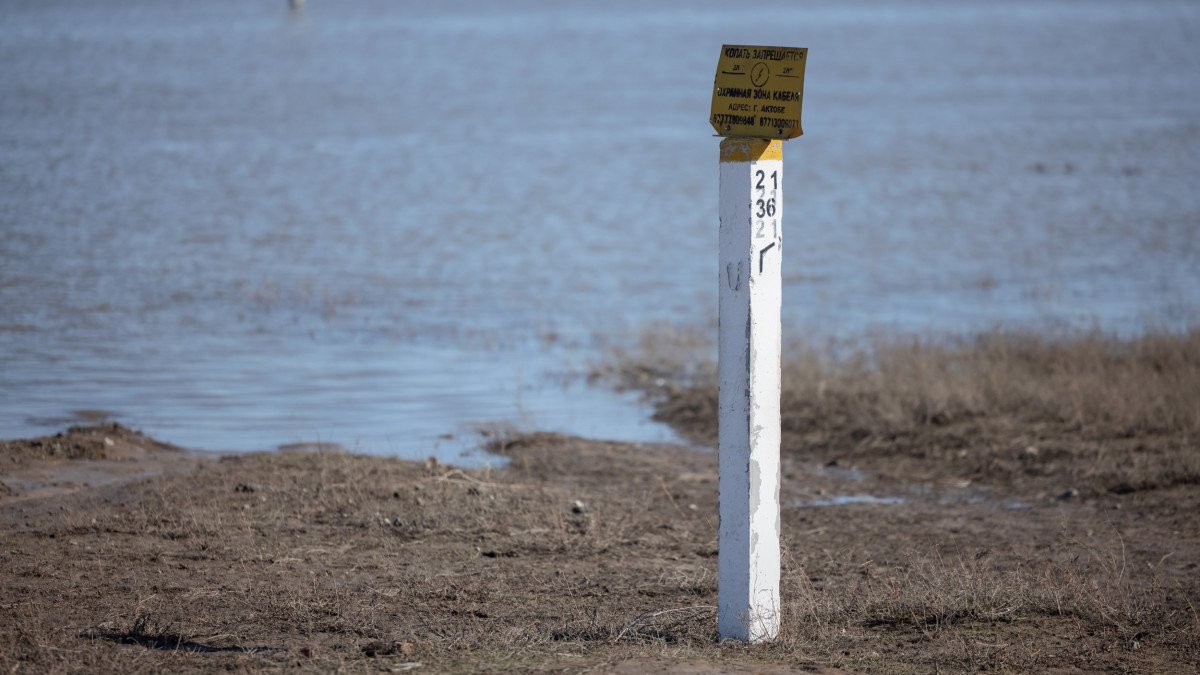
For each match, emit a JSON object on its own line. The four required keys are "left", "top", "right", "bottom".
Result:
{"left": 0, "top": 423, "right": 202, "bottom": 507}
{"left": 1, "top": 422, "right": 182, "bottom": 466}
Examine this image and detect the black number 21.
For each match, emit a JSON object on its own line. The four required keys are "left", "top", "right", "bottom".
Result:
{"left": 754, "top": 170, "right": 778, "bottom": 191}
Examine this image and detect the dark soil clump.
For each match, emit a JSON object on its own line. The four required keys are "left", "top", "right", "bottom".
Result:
{"left": 1, "top": 422, "right": 182, "bottom": 467}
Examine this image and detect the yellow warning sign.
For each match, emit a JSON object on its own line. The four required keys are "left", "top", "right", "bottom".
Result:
{"left": 710, "top": 45, "right": 807, "bottom": 139}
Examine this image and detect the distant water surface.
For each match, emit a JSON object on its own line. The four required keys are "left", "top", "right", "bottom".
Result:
{"left": 1, "top": 0, "right": 1197, "bottom": 458}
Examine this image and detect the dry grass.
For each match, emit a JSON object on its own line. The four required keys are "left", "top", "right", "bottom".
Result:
{"left": 783, "top": 330, "right": 1200, "bottom": 436}
{"left": 3, "top": 428, "right": 1198, "bottom": 672}
{"left": 784, "top": 541, "right": 1197, "bottom": 650}
{"left": 606, "top": 327, "right": 1200, "bottom": 496}
{"left": 608, "top": 326, "right": 1200, "bottom": 436}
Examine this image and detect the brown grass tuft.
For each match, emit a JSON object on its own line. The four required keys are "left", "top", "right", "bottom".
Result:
{"left": 788, "top": 330, "right": 1200, "bottom": 436}
{"left": 605, "top": 328, "right": 1200, "bottom": 495}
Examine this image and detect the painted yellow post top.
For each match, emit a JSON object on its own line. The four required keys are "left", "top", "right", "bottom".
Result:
{"left": 719, "top": 138, "right": 782, "bottom": 163}
{"left": 710, "top": 45, "right": 807, "bottom": 140}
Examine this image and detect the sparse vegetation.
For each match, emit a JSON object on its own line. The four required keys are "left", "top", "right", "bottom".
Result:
{"left": 606, "top": 327, "right": 1200, "bottom": 496}
{"left": 2, "top": 329, "right": 1198, "bottom": 671}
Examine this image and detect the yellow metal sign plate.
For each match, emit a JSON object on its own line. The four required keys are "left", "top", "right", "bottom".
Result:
{"left": 710, "top": 45, "right": 807, "bottom": 139}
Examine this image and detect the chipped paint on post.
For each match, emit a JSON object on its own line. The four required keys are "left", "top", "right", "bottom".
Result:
{"left": 717, "top": 137, "right": 782, "bottom": 642}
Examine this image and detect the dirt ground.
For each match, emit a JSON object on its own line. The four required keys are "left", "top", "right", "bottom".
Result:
{"left": 2, "top": 332, "right": 1198, "bottom": 672}
{"left": 0, "top": 427, "right": 1195, "bottom": 672}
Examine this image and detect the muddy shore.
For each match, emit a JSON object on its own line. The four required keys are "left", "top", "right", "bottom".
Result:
{"left": 3, "top": 332, "right": 1199, "bottom": 672}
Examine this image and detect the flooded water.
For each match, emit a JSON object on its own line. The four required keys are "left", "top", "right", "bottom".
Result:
{"left": 2, "top": 0, "right": 1198, "bottom": 459}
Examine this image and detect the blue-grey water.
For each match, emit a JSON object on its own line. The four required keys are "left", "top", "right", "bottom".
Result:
{"left": 2, "top": 0, "right": 1198, "bottom": 459}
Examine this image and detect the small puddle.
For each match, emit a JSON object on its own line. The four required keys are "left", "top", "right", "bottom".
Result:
{"left": 790, "top": 494, "right": 908, "bottom": 509}
{"left": 818, "top": 464, "right": 868, "bottom": 482}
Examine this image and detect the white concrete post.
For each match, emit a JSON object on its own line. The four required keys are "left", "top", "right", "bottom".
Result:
{"left": 717, "top": 137, "right": 782, "bottom": 642}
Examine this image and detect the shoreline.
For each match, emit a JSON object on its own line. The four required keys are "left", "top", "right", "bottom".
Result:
{"left": 3, "top": 330, "right": 1198, "bottom": 671}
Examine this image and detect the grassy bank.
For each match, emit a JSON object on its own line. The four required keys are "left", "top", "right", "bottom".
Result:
{"left": 606, "top": 328, "right": 1200, "bottom": 496}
